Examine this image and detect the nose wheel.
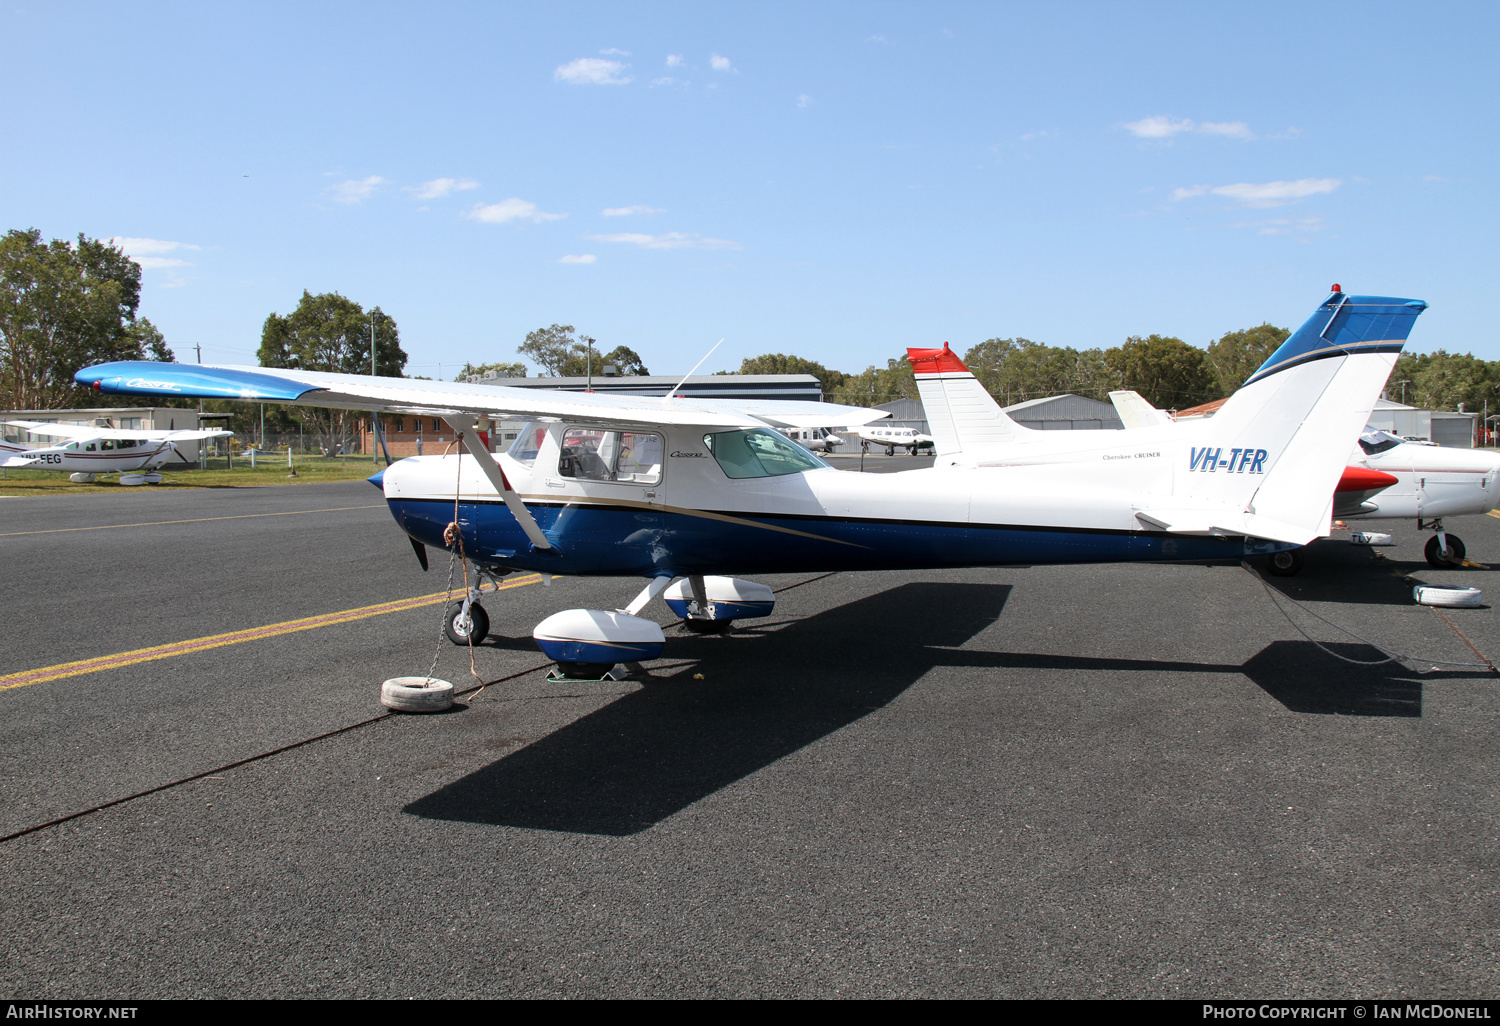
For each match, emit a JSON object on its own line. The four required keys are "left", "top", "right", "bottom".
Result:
{"left": 1425, "top": 533, "right": 1467, "bottom": 569}
{"left": 445, "top": 601, "right": 490, "bottom": 645}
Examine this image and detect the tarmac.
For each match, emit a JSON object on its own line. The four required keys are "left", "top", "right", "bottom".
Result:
{"left": 2, "top": 465, "right": 1499, "bottom": 998}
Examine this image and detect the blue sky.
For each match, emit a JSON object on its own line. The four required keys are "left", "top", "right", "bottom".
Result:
{"left": 5, "top": 1, "right": 1496, "bottom": 378}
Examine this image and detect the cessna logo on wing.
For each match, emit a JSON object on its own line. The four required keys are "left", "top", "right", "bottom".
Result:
{"left": 124, "top": 377, "right": 183, "bottom": 392}
{"left": 1189, "top": 447, "right": 1267, "bottom": 474}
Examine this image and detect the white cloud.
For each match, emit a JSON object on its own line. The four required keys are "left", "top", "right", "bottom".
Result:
{"left": 109, "top": 237, "right": 199, "bottom": 270}
{"left": 410, "top": 177, "right": 479, "bottom": 200}
{"left": 331, "top": 175, "right": 388, "bottom": 203}
{"left": 1199, "top": 121, "right": 1254, "bottom": 140}
{"left": 559, "top": 254, "right": 597, "bottom": 264}
{"left": 1227, "top": 216, "right": 1325, "bottom": 235}
{"left": 710, "top": 53, "right": 734, "bottom": 72}
{"left": 652, "top": 77, "right": 677, "bottom": 86}
{"left": 600, "top": 48, "right": 631, "bottom": 56}
{"left": 666, "top": 54, "right": 683, "bottom": 67}
{"left": 1171, "top": 185, "right": 1210, "bottom": 201}
{"left": 1125, "top": 116, "right": 1256, "bottom": 141}
{"left": 797, "top": 94, "right": 812, "bottom": 108}
{"left": 1124, "top": 116, "right": 1195, "bottom": 139}
{"left": 1206, "top": 178, "right": 1341, "bottom": 207}
{"left": 554, "top": 58, "right": 631, "bottom": 85}
{"left": 109, "top": 237, "right": 199, "bottom": 257}
{"left": 602, "top": 205, "right": 664, "bottom": 217}
{"left": 589, "top": 231, "right": 740, "bottom": 250}
{"left": 466, "top": 198, "right": 566, "bottom": 224}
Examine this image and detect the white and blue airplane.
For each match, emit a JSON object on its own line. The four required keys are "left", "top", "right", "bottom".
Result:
{"left": 75, "top": 288, "right": 1426, "bottom": 676}
{"left": 1, "top": 419, "right": 233, "bottom": 484}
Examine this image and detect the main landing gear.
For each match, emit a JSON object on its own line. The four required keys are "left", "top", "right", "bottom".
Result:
{"left": 1421, "top": 518, "right": 1467, "bottom": 568}
{"left": 1264, "top": 549, "right": 1305, "bottom": 577}
{"left": 530, "top": 575, "right": 778, "bottom": 680}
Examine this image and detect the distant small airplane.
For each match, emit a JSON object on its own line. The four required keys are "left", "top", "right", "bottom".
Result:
{"left": 1, "top": 420, "right": 233, "bottom": 484}
{"left": 777, "top": 426, "right": 845, "bottom": 453}
{"left": 856, "top": 424, "right": 934, "bottom": 455}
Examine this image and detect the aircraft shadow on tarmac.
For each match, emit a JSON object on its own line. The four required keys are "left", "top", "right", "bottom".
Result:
{"left": 405, "top": 582, "right": 1453, "bottom": 836}
{"left": 406, "top": 581, "right": 1011, "bottom": 836}
{"left": 1266, "top": 538, "right": 1494, "bottom": 607}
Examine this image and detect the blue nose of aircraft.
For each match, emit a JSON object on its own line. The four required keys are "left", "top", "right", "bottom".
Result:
{"left": 366, "top": 468, "right": 386, "bottom": 490}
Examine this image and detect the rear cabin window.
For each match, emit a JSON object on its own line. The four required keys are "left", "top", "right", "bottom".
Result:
{"left": 557, "top": 428, "right": 663, "bottom": 484}
{"left": 703, "top": 428, "right": 827, "bottom": 479}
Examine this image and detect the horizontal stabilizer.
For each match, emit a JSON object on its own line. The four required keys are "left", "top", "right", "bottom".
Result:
{"left": 1135, "top": 508, "right": 1320, "bottom": 546}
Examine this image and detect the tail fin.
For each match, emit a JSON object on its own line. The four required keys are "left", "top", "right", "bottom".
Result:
{"left": 906, "top": 344, "right": 1025, "bottom": 456}
{"left": 1151, "top": 289, "right": 1427, "bottom": 543}
{"left": 1108, "top": 390, "right": 1173, "bottom": 429}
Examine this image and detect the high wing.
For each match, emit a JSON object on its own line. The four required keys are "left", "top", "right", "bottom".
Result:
{"left": 5, "top": 419, "right": 234, "bottom": 443}
{"left": 74, "top": 364, "right": 890, "bottom": 430}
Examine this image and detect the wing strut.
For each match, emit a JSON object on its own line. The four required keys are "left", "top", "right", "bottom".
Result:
{"left": 443, "top": 416, "right": 554, "bottom": 551}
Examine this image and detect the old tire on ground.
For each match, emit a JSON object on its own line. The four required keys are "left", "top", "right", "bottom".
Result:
{"left": 444, "top": 601, "right": 489, "bottom": 646}
{"left": 1265, "top": 549, "right": 1305, "bottom": 577}
{"left": 1413, "top": 584, "right": 1484, "bottom": 608}
{"left": 1425, "top": 534, "right": 1466, "bottom": 569}
{"left": 380, "top": 676, "right": 455, "bottom": 712}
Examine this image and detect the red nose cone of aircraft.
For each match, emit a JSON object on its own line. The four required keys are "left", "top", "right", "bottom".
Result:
{"left": 1336, "top": 465, "right": 1399, "bottom": 492}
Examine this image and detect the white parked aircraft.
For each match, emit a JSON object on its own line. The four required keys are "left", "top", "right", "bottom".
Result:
{"left": 1, "top": 419, "right": 233, "bottom": 484}
{"left": 76, "top": 288, "right": 1424, "bottom": 676}
{"left": 777, "top": 426, "right": 845, "bottom": 453}
{"left": 856, "top": 424, "right": 934, "bottom": 455}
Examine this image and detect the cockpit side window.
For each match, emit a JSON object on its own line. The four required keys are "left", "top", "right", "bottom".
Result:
{"left": 1358, "top": 427, "right": 1402, "bottom": 455}
{"left": 703, "top": 428, "right": 828, "bottom": 479}
{"left": 557, "top": 428, "right": 663, "bottom": 484}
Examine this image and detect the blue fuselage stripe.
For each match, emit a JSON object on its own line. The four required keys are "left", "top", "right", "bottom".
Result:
{"left": 387, "top": 497, "right": 1284, "bottom": 577}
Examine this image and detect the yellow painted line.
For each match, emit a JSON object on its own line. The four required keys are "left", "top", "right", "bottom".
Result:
{"left": 1487, "top": 511, "right": 1500, "bottom": 520}
{"left": 0, "top": 504, "right": 385, "bottom": 537}
{"left": 0, "top": 574, "right": 545, "bottom": 691}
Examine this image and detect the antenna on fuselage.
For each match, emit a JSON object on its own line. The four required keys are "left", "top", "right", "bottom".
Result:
{"left": 663, "top": 339, "right": 723, "bottom": 403}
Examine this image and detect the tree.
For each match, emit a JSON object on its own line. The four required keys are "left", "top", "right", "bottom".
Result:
{"left": 259, "top": 290, "right": 406, "bottom": 448}
{"left": 1399, "top": 351, "right": 1499, "bottom": 413}
{"left": 0, "top": 229, "right": 170, "bottom": 410}
{"left": 516, "top": 324, "right": 649, "bottom": 377}
{"left": 1105, "top": 334, "right": 1221, "bottom": 410}
{"left": 826, "top": 357, "right": 917, "bottom": 406}
{"left": 1206, "top": 323, "right": 1290, "bottom": 393}
{"left": 734, "top": 353, "right": 845, "bottom": 396}
{"left": 455, "top": 360, "right": 527, "bottom": 381}
{"left": 518, "top": 323, "right": 579, "bottom": 376}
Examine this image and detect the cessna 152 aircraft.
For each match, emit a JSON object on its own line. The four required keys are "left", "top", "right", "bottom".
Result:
{"left": 75, "top": 288, "right": 1425, "bottom": 675}
{"left": 1, "top": 420, "right": 233, "bottom": 483}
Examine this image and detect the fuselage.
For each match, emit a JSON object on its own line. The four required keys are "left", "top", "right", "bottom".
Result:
{"left": 0, "top": 438, "right": 174, "bottom": 473}
{"left": 1347, "top": 438, "right": 1500, "bottom": 519}
{"left": 379, "top": 421, "right": 1285, "bottom": 579}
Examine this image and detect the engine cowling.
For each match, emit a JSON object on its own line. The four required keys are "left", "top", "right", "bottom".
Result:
{"left": 532, "top": 609, "right": 666, "bottom": 666}
{"left": 663, "top": 577, "right": 775, "bottom": 622}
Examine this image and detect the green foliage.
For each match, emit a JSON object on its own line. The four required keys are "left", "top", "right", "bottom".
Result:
{"left": 826, "top": 357, "right": 917, "bottom": 406}
{"left": 1106, "top": 334, "right": 1221, "bottom": 409}
{"left": 455, "top": 360, "right": 528, "bottom": 381}
{"left": 0, "top": 228, "right": 170, "bottom": 410}
{"left": 1396, "top": 351, "right": 1499, "bottom": 414}
{"left": 735, "top": 353, "right": 846, "bottom": 396}
{"left": 516, "top": 325, "right": 649, "bottom": 376}
{"left": 1206, "top": 323, "right": 1290, "bottom": 393}
{"left": 258, "top": 290, "right": 407, "bottom": 446}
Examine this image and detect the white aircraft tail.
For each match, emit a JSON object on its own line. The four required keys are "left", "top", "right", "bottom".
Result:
{"left": 1108, "top": 390, "right": 1173, "bottom": 428}
{"left": 1142, "top": 288, "right": 1428, "bottom": 544}
{"left": 906, "top": 344, "right": 1026, "bottom": 456}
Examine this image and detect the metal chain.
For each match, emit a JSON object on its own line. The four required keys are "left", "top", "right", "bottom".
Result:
{"left": 1241, "top": 561, "right": 1490, "bottom": 671}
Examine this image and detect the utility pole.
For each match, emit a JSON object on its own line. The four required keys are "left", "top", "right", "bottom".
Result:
{"left": 371, "top": 309, "right": 378, "bottom": 464}
{"left": 584, "top": 335, "right": 595, "bottom": 392}
{"left": 195, "top": 342, "right": 205, "bottom": 468}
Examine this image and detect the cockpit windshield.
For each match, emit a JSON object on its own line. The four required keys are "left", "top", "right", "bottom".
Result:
{"left": 703, "top": 428, "right": 828, "bottom": 479}
{"left": 1358, "top": 426, "right": 1403, "bottom": 455}
{"left": 506, "top": 422, "right": 545, "bottom": 466}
